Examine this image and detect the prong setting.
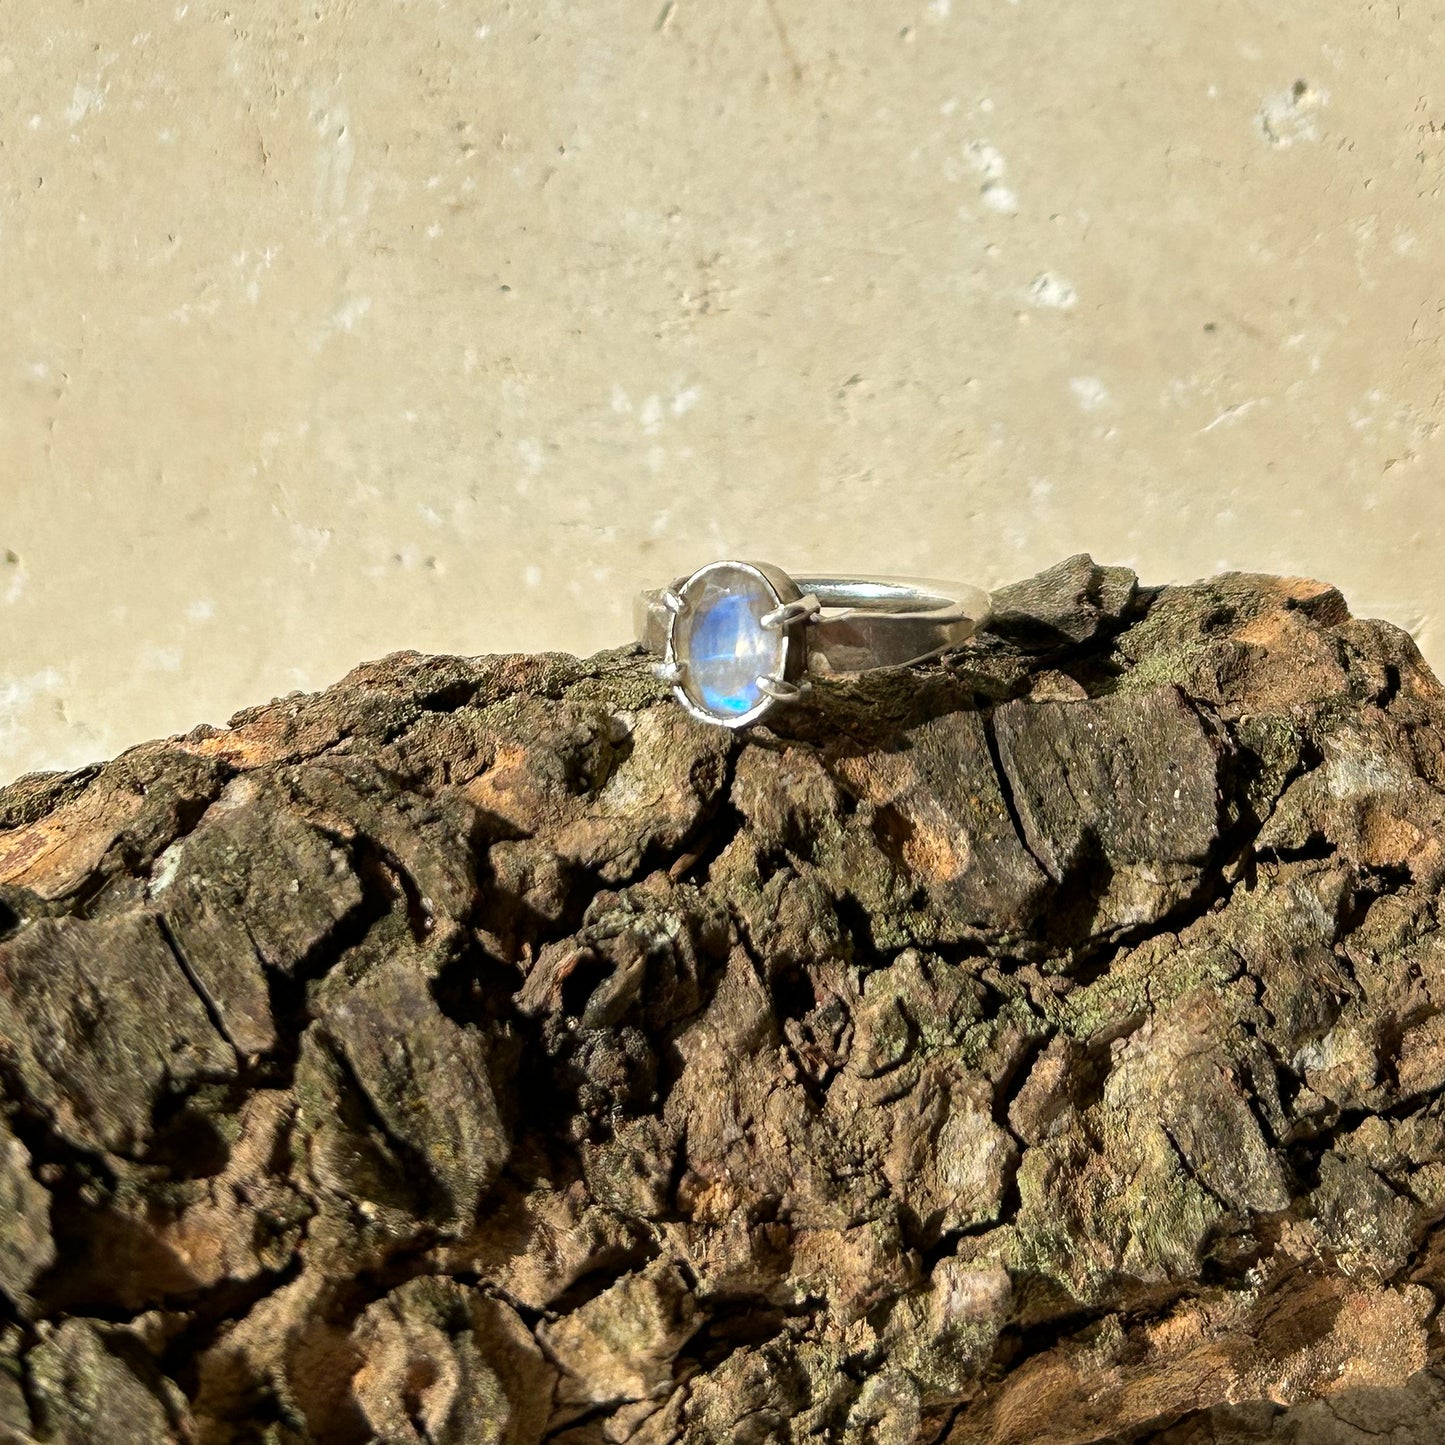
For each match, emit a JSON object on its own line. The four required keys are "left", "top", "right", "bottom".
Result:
{"left": 759, "top": 593, "right": 822, "bottom": 631}
{"left": 755, "top": 675, "right": 810, "bottom": 702}
{"left": 660, "top": 559, "right": 812, "bottom": 728}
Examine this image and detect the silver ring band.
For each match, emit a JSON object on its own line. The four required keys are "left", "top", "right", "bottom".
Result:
{"left": 635, "top": 560, "right": 991, "bottom": 728}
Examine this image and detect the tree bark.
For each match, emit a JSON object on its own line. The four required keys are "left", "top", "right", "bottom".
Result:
{"left": 2, "top": 556, "right": 1444, "bottom": 1444}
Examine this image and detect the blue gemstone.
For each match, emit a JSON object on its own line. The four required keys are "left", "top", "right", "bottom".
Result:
{"left": 674, "top": 566, "right": 786, "bottom": 721}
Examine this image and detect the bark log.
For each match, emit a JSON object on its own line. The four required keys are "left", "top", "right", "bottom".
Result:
{"left": 1, "top": 556, "right": 1444, "bottom": 1444}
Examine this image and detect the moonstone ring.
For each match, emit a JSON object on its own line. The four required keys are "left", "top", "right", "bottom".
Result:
{"left": 635, "top": 561, "right": 992, "bottom": 729}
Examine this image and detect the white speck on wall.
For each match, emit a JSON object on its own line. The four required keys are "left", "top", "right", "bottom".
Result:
{"left": 640, "top": 395, "right": 664, "bottom": 434}
{"left": 1200, "top": 399, "right": 1263, "bottom": 432}
{"left": 610, "top": 385, "right": 632, "bottom": 414}
{"left": 139, "top": 645, "right": 183, "bottom": 673}
{"left": 964, "top": 141, "right": 1017, "bottom": 213}
{"left": 312, "top": 99, "right": 355, "bottom": 217}
{"left": 2, "top": 553, "right": 27, "bottom": 606}
{"left": 1281, "top": 330, "right": 1326, "bottom": 374}
{"left": 0, "top": 670, "right": 62, "bottom": 716}
{"left": 1028, "top": 273, "right": 1077, "bottom": 309}
{"left": 980, "top": 182, "right": 1018, "bottom": 214}
{"left": 1163, "top": 377, "right": 1197, "bottom": 408}
{"left": 168, "top": 296, "right": 226, "bottom": 325}
{"left": 1029, "top": 477, "right": 1053, "bottom": 504}
{"left": 475, "top": 24, "right": 491, "bottom": 41}
{"left": 0, "top": 670, "right": 74, "bottom": 772}
{"left": 927, "top": 0, "right": 951, "bottom": 19}
{"left": 184, "top": 599, "right": 215, "bottom": 623}
{"left": 65, "top": 83, "right": 104, "bottom": 126}
{"left": 1069, "top": 376, "right": 1111, "bottom": 412}
{"left": 964, "top": 140, "right": 1007, "bottom": 181}
{"left": 649, "top": 509, "right": 671, "bottom": 537}
{"left": 27, "top": 114, "right": 41, "bottom": 130}
{"left": 671, "top": 386, "right": 700, "bottom": 415}
{"left": 291, "top": 525, "right": 334, "bottom": 566}
{"left": 518, "top": 438, "right": 544, "bottom": 472}
{"left": 330, "top": 294, "right": 371, "bottom": 332}
{"left": 1258, "top": 80, "right": 1326, "bottom": 147}
{"left": 524, "top": 565, "right": 542, "bottom": 589}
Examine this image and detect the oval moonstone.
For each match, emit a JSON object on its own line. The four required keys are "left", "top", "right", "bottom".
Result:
{"left": 674, "top": 565, "right": 786, "bottom": 721}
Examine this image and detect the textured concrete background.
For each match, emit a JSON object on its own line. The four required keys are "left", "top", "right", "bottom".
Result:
{"left": 1, "top": 2, "right": 1440, "bottom": 782}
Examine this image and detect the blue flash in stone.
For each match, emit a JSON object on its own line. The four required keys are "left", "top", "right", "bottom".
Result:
{"left": 673, "top": 565, "right": 788, "bottom": 722}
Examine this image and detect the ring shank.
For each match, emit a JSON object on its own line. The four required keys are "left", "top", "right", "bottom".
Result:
{"left": 635, "top": 572, "right": 992, "bottom": 675}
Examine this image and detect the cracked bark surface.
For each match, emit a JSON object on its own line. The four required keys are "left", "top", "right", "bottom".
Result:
{"left": 1, "top": 555, "right": 1444, "bottom": 1444}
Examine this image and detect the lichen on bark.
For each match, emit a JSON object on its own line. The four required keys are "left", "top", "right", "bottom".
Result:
{"left": 1, "top": 555, "right": 1444, "bottom": 1443}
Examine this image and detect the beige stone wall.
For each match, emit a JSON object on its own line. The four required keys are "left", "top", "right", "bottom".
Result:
{"left": 2, "top": 1, "right": 1439, "bottom": 780}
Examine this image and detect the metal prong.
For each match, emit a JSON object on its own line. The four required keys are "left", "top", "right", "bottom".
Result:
{"left": 760, "top": 593, "right": 822, "bottom": 631}
{"left": 756, "top": 675, "right": 810, "bottom": 702}
{"left": 654, "top": 660, "right": 687, "bottom": 684}
{"left": 662, "top": 588, "right": 687, "bottom": 614}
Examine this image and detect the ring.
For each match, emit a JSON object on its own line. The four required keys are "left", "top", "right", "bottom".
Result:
{"left": 635, "top": 560, "right": 993, "bottom": 729}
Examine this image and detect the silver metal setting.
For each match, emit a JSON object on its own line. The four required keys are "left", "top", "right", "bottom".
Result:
{"left": 636, "top": 560, "right": 992, "bottom": 729}
{"left": 658, "top": 559, "right": 808, "bottom": 731}
{"left": 756, "top": 675, "right": 810, "bottom": 702}
{"left": 760, "top": 594, "right": 822, "bottom": 631}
